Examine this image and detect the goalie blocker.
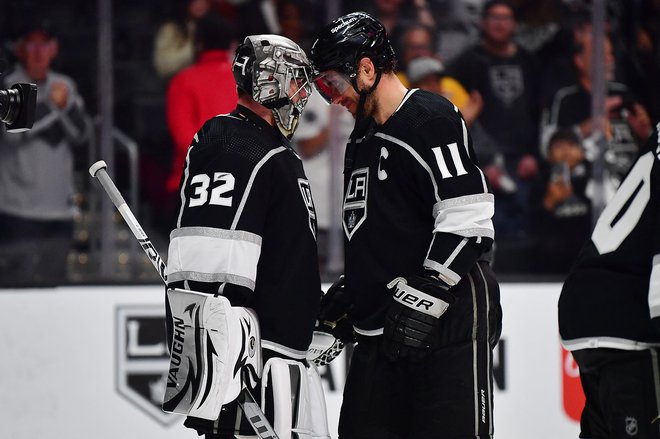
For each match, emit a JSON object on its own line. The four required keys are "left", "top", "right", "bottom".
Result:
{"left": 163, "top": 288, "right": 329, "bottom": 439}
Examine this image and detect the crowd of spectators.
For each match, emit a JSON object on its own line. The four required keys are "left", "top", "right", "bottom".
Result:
{"left": 1, "top": 0, "right": 659, "bottom": 284}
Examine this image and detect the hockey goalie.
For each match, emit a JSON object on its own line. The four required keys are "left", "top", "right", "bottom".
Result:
{"left": 159, "top": 33, "right": 341, "bottom": 439}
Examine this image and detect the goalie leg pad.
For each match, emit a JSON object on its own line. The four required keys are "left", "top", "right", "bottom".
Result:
{"left": 261, "top": 358, "right": 330, "bottom": 439}
{"left": 162, "top": 288, "right": 262, "bottom": 420}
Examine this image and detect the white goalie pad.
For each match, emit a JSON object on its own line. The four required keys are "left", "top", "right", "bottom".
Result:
{"left": 162, "top": 288, "right": 262, "bottom": 420}
{"left": 261, "top": 358, "right": 330, "bottom": 439}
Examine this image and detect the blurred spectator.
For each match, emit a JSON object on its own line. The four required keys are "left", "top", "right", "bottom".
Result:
{"left": 152, "top": 0, "right": 212, "bottom": 80}
{"left": 0, "top": 22, "right": 88, "bottom": 285}
{"left": 396, "top": 23, "right": 483, "bottom": 124}
{"left": 433, "top": 0, "right": 484, "bottom": 63}
{"left": 541, "top": 22, "right": 653, "bottom": 192}
{"left": 164, "top": 11, "right": 238, "bottom": 212}
{"left": 528, "top": 129, "right": 591, "bottom": 274}
{"left": 406, "top": 55, "right": 483, "bottom": 125}
{"left": 447, "top": 0, "right": 541, "bottom": 239}
{"left": 627, "top": 0, "right": 660, "bottom": 122}
{"left": 345, "top": 0, "right": 436, "bottom": 42}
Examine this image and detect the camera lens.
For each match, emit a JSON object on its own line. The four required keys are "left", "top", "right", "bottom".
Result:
{"left": 0, "top": 88, "right": 22, "bottom": 124}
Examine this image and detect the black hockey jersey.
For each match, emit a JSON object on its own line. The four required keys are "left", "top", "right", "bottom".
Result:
{"left": 166, "top": 105, "right": 321, "bottom": 358}
{"left": 343, "top": 89, "right": 495, "bottom": 334}
{"left": 559, "top": 123, "right": 660, "bottom": 350}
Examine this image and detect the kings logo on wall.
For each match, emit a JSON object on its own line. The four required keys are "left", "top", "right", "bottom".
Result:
{"left": 116, "top": 305, "right": 181, "bottom": 426}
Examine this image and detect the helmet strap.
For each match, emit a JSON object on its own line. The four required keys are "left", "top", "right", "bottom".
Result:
{"left": 353, "top": 69, "right": 383, "bottom": 123}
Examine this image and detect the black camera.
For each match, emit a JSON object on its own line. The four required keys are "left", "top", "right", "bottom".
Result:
{"left": 0, "top": 83, "right": 37, "bottom": 132}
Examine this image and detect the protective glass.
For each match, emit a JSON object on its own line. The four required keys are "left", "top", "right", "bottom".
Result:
{"left": 313, "top": 71, "right": 352, "bottom": 104}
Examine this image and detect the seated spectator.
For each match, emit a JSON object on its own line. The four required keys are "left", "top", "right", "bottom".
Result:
{"left": 528, "top": 129, "right": 592, "bottom": 274}
{"left": 0, "top": 22, "right": 89, "bottom": 286}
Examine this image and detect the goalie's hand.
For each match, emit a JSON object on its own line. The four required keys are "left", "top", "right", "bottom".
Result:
{"left": 382, "top": 272, "right": 455, "bottom": 362}
{"left": 317, "top": 276, "right": 355, "bottom": 344}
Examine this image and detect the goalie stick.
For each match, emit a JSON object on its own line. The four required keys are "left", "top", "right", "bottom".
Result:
{"left": 89, "top": 160, "right": 279, "bottom": 439}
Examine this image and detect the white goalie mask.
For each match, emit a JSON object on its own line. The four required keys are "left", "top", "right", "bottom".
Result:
{"left": 233, "top": 34, "right": 313, "bottom": 138}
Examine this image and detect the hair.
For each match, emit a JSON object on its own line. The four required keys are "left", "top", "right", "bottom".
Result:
{"left": 549, "top": 129, "right": 581, "bottom": 148}
{"left": 481, "top": 0, "right": 516, "bottom": 19}
{"left": 194, "top": 11, "right": 235, "bottom": 51}
{"left": 399, "top": 22, "right": 437, "bottom": 54}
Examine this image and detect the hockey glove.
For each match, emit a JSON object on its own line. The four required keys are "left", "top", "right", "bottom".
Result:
{"left": 317, "top": 276, "right": 356, "bottom": 344}
{"left": 383, "top": 272, "right": 455, "bottom": 362}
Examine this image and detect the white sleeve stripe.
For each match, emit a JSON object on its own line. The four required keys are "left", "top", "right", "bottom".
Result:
{"left": 176, "top": 145, "right": 195, "bottom": 228}
{"left": 423, "top": 259, "right": 461, "bottom": 285}
{"left": 167, "top": 271, "right": 255, "bottom": 290}
{"left": 261, "top": 340, "right": 308, "bottom": 359}
{"left": 433, "top": 193, "right": 494, "bottom": 212}
{"left": 461, "top": 117, "right": 469, "bottom": 157}
{"left": 375, "top": 132, "right": 440, "bottom": 202}
{"left": 166, "top": 233, "right": 261, "bottom": 287}
{"left": 170, "top": 226, "right": 262, "bottom": 245}
{"left": 432, "top": 195, "right": 494, "bottom": 238}
{"left": 649, "top": 254, "right": 660, "bottom": 318}
{"left": 443, "top": 237, "right": 469, "bottom": 267}
{"left": 231, "top": 146, "right": 287, "bottom": 229}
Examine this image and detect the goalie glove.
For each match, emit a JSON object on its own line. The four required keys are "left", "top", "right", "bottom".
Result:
{"left": 382, "top": 272, "right": 456, "bottom": 362}
{"left": 307, "top": 277, "right": 355, "bottom": 366}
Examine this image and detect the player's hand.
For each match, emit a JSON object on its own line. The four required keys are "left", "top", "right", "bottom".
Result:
{"left": 317, "top": 276, "right": 355, "bottom": 343}
{"left": 383, "top": 272, "right": 455, "bottom": 362}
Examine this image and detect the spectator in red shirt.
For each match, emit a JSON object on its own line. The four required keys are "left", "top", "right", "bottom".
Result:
{"left": 165, "top": 11, "right": 238, "bottom": 196}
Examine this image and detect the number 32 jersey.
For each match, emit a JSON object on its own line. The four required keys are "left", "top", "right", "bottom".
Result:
{"left": 559, "top": 123, "right": 660, "bottom": 350}
{"left": 166, "top": 105, "right": 321, "bottom": 359}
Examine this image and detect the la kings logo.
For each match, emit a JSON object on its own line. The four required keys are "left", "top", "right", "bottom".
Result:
{"left": 116, "top": 305, "right": 180, "bottom": 426}
{"left": 298, "top": 179, "right": 317, "bottom": 239}
{"left": 343, "top": 168, "right": 368, "bottom": 240}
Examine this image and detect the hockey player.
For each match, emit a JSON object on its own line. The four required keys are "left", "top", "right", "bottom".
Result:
{"left": 164, "top": 34, "right": 328, "bottom": 438}
{"left": 309, "top": 12, "right": 502, "bottom": 438}
{"left": 559, "top": 123, "right": 660, "bottom": 438}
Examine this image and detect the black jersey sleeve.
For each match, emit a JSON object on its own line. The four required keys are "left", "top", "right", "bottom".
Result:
{"left": 409, "top": 111, "right": 495, "bottom": 287}
{"left": 166, "top": 119, "right": 287, "bottom": 296}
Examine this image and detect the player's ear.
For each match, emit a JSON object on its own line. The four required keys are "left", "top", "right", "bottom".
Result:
{"left": 358, "top": 56, "right": 376, "bottom": 81}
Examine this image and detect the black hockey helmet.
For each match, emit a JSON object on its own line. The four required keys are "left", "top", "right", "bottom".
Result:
{"left": 310, "top": 12, "right": 396, "bottom": 81}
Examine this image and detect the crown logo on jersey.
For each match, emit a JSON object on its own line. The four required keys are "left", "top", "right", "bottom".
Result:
{"left": 348, "top": 212, "right": 356, "bottom": 229}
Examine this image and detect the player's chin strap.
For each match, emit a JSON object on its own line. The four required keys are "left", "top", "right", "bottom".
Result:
{"left": 351, "top": 69, "right": 383, "bottom": 126}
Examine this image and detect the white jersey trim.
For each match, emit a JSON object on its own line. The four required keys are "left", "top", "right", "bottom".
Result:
{"left": 166, "top": 227, "right": 262, "bottom": 290}
{"left": 262, "top": 340, "right": 308, "bottom": 360}
{"left": 432, "top": 194, "right": 495, "bottom": 239}
{"left": 375, "top": 132, "right": 441, "bottom": 203}
{"left": 562, "top": 337, "right": 660, "bottom": 351}
{"left": 353, "top": 327, "right": 384, "bottom": 336}
{"left": 649, "top": 254, "right": 660, "bottom": 319}
{"left": 423, "top": 259, "right": 461, "bottom": 285}
{"left": 231, "top": 146, "right": 288, "bottom": 230}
